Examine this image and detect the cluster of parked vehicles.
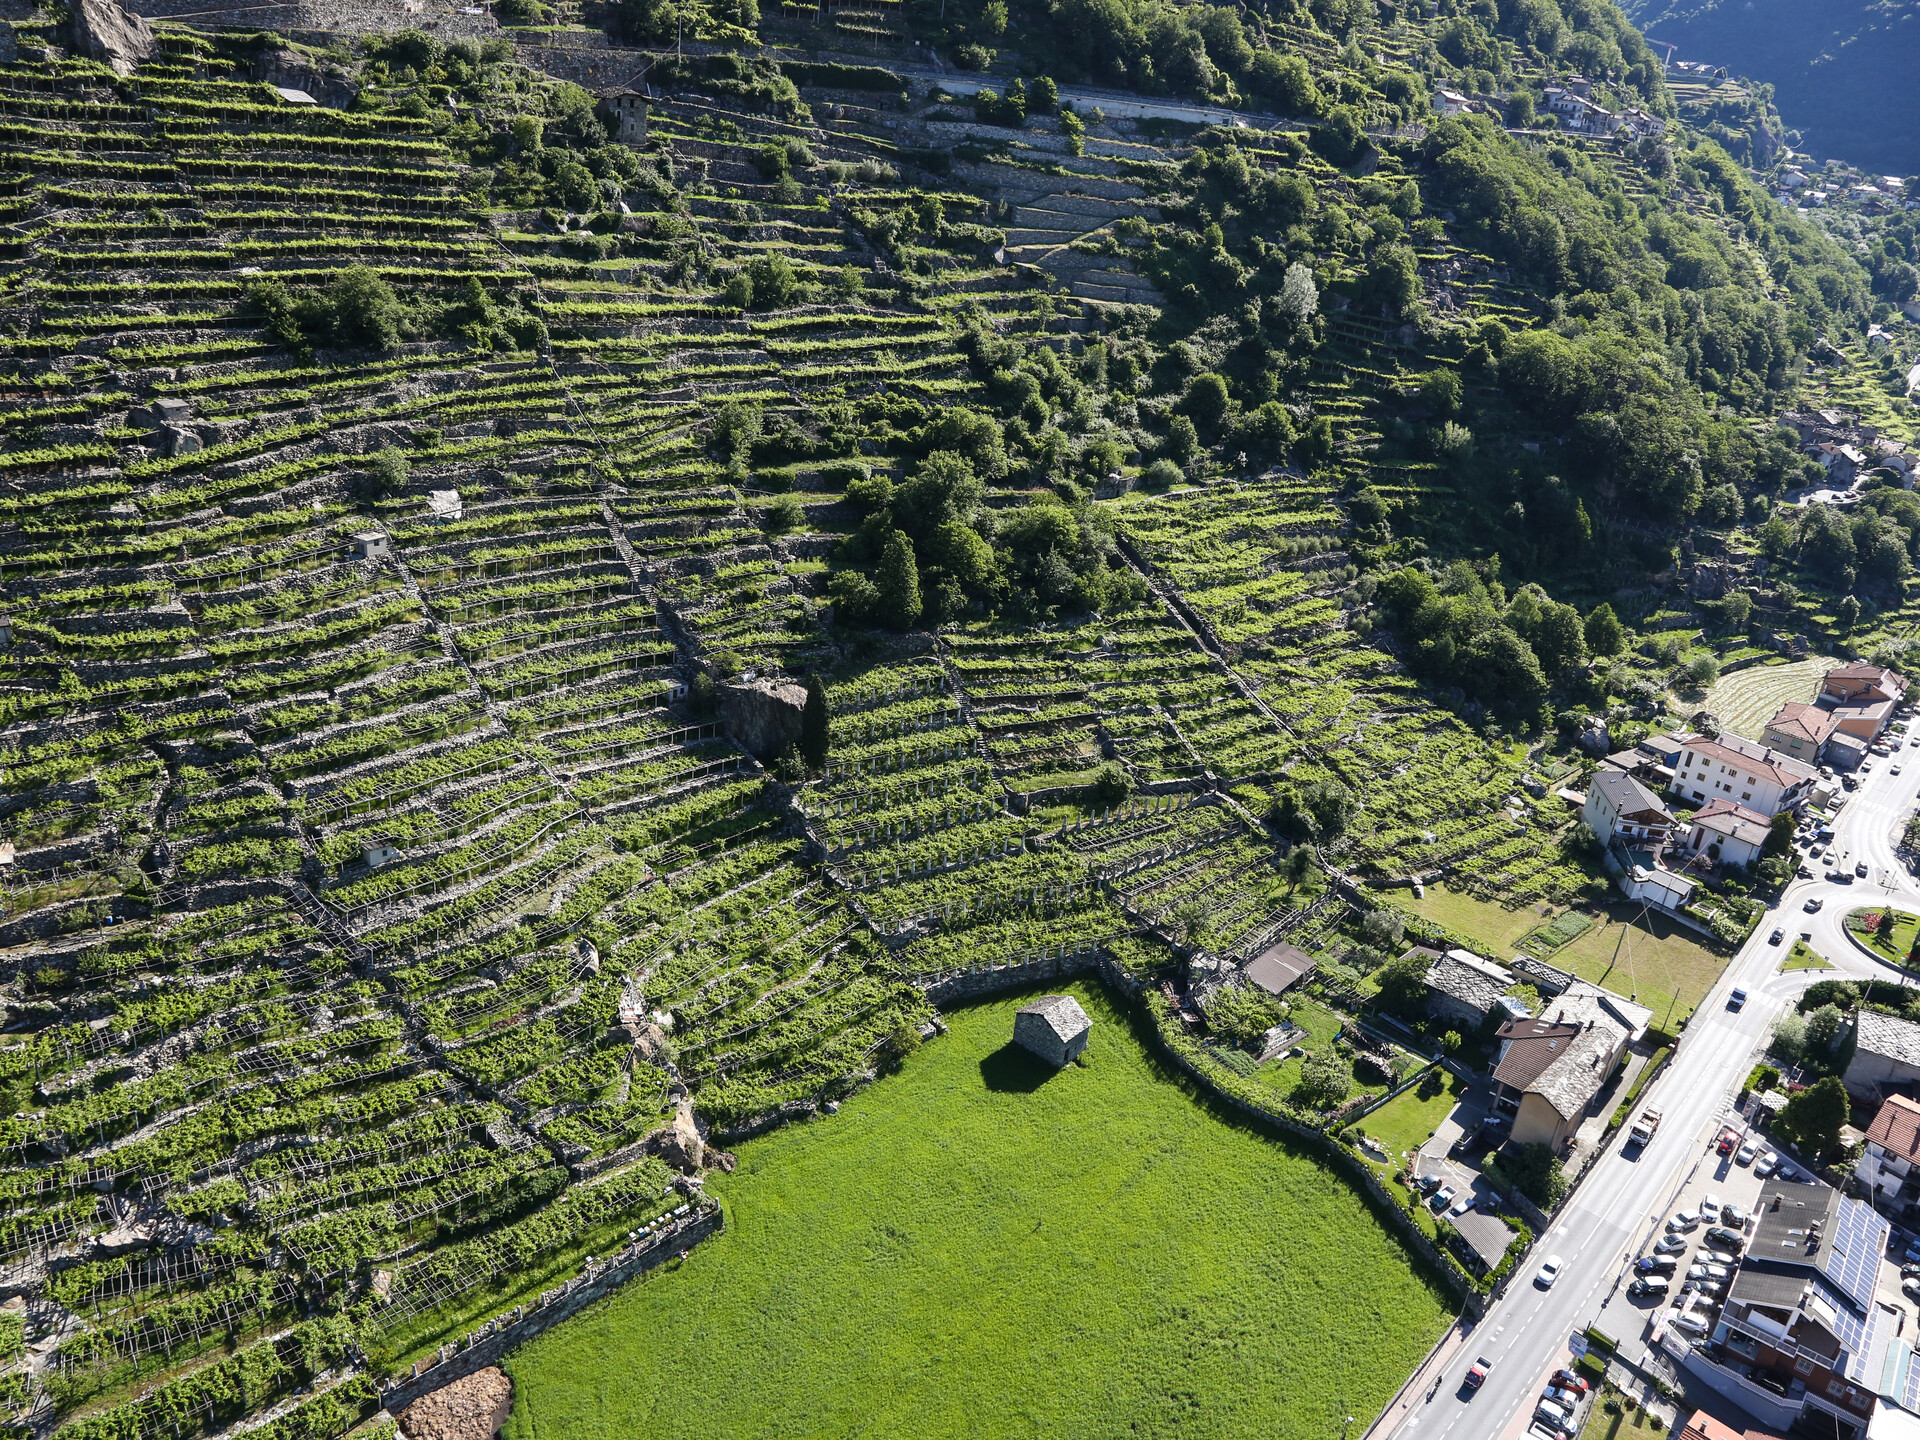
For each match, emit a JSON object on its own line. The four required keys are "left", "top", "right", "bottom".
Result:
{"left": 1628, "top": 1170, "right": 1759, "bottom": 1328}
{"left": 1529, "top": 1368, "right": 1590, "bottom": 1435}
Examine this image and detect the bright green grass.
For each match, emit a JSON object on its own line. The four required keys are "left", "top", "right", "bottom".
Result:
{"left": 1359, "top": 1069, "right": 1470, "bottom": 1162}
{"left": 502, "top": 981, "right": 1453, "bottom": 1440}
{"left": 1782, "top": 940, "right": 1835, "bottom": 972}
{"left": 1845, "top": 906, "right": 1920, "bottom": 965}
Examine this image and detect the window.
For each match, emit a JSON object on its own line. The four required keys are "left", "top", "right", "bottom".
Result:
{"left": 1795, "top": 1356, "right": 1815, "bottom": 1375}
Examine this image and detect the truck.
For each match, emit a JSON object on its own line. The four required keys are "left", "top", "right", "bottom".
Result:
{"left": 1629, "top": 1109, "right": 1663, "bottom": 1148}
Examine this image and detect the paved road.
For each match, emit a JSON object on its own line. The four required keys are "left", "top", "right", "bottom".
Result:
{"left": 1381, "top": 737, "right": 1920, "bottom": 1440}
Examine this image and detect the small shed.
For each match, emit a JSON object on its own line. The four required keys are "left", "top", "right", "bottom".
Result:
{"left": 362, "top": 844, "right": 402, "bottom": 870}
{"left": 1241, "top": 940, "right": 1315, "bottom": 998}
{"left": 148, "top": 397, "right": 191, "bottom": 427}
{"left": 0, "top": 614, "right": 11, "bottom": 646}
{"left": 272, "top": 86, "right": 317, "bottom": 105}
{"left": 1013, "top": 995, "right": 1090, "bottom": 1067}
{"left": 350, "top": 530, "right": 390, "bottom": 560}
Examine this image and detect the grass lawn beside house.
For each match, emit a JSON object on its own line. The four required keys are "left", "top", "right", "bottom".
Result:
{"left": 502, "top": 982, "right": 1453, "bottom": 1440}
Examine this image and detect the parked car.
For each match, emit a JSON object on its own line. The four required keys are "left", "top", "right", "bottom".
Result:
{"left": 1631, "top": 1277, "right": 1672, "bottom": 1299}
{"left": 1716, "top": 1131, "right": 1738, "bottom": 1156}
{"left": 1702, "top": 1192, "right": 1724, "bottom": 1219}
{"left": 1673, "top": 1313, "right": 1710, "bottom": 1337}
{"left": 1688, "top": 1262, "right": 1732, "bottom": 1282}
{"left": 1552, "top": 1370, "right": 1589, "bottom": 1394}
{"left": 1465, "top": 1357, "right": 1491, "bottom": 1390}
{"left": 1722, "top": 1204, "right": 1748, "bottom": 1229}
{"left": 1537, "top": 1254, "right": 1564, "bottom": 1287}
{"left": 1703, "top": 1249, "right": 1740, "bottom": 1268}
{"left": 1753, "top": 1153, "right": 1778, "bottom": 1178}
{"left": 1894, "top": 765, "right": 1903, "bottom": 776}
{"left": 1777, "top": 1161, "right": 1799, "bottom": 1181}
{"left": 1419, "top": 1174, "right": 1443, "bottom": 1193}
{"left": 1544, "top": 1385, "right": 1584, "bottom": 1409}
{"left": 1654, "top": 1235, "right": 1688, "bottom": 1255}
{"left": 1706, "top": 1226, "right": 1745, "bottom": 1250}
{"left": 1667, "top": 1209, "right": 1700, "bottom": 1232}
{"left": 1683, "top": 1279, "right": 1725, "bottom": 1298}
{"left": 1903, "top": 1236, "right": 1920, "bottom": 1265}
{"left": 1449, "top": 1193, "right": 1474, "bottom": 1217}
{"left": 1903, "top": 1276, "right": 1920, "bottom": 1303}
{"left": 1639, "top": 1256, "right": 1678, "bottom": 1275}
{"left": 1429, "top": 1185, "right": 1456, "bottom": 1212}
{"left": 1844, "top": 775, "right": 1860, "bottom": 791}
{"left": 1736, "top": 1141, "right": 1756, "bottom": 1165}
{"left": 1899, "top": 1262, "right": 1920, "bottom": 1280}
{"left": 1535, "top": 1400, "right": 1574, "bottom": 1435}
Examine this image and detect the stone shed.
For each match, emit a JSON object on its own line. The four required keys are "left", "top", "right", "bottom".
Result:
{"left": 1013, "top": 995, "right": 1091, "bottom": 1067}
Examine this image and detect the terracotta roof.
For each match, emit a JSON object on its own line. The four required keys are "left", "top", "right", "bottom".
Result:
{"left": 1242, "top": 942, "right": 1314, "bottom": 997}
{"left": 1679, "top": 1412, "right": 1789, "bottom": 1440}
{"left": 1680, "top": 735, "right": 1816, "bottom": 789}
{"left": 1764, "top": 701, "right": 1839, "bottom": 746}
{"left": 1828, "top": 662, "right": 1902, "bottom": 684}
{"left": 1867, "top": 1093, "right": 1920, "bottom": 1165}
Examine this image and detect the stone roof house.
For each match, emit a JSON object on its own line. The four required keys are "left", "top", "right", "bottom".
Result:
{"left": 1491, "top": 982, "right": 1652, "bottom": 1149}
{"left": 1762, "top": 701, "right": 1840, "bottom": 764}
{"left": 1013, "top": 995, "right": 1091, "bottom": 1067}
{"left": 1421, "top": 947, "right": 1515, "bottom": 1028}
{"left": 1583, "top": 769, "right": 1675, "bottom": 845}
{"left": 1845, "top": 1010, "right": 1920, "bottom": 1103}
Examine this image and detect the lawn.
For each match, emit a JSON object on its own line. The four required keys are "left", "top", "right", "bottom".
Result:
{"left": 1578, "top": 1388, "right": 1678, "bottom": 1439}
{"left": 1394, "top": 885, "right": 1726, "bottom": 1029}
{"left": 1845, "top": 906, "right": 1920, "bottom": 965}
{"left": 1357, "top": 1069, "right": 1470, "bottom": 1164}
{"left": 1396, "top": 881, "right": 1559, "bottom": 953}
{"left": 501, "top": 982, "right": 1453, "bottom": 1440}
{"left": 1782, "top": 939, "right": 1835, "bottom": 972}
{"left": 1701, "top": 656, "right": 1834, "bottom": 740}
{"left": 1547, "top": 905, "right": 1729, "bottom": 1030}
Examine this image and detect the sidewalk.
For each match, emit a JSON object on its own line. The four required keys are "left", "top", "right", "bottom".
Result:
{"left": 1360, "top": 1317, "right": 1477, "bottom": 1440}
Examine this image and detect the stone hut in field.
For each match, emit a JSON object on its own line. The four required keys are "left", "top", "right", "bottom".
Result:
{"left": 1013, "top": 995, "right": 1090, "bottom": 1067}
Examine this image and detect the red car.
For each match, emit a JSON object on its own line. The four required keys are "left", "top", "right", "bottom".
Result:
{"left": 1465, "top": 1357, "right": 1492, "bottom": 1390}
{"left": 1717, "top": 1129, "right": 1739, "bottom": 1156}
{"left": 1552, "top": 1368, "right": 1589, "bottom": 1394}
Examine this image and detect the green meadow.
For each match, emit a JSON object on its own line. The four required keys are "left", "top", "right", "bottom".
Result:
{"left": 504, "top": 981, "right": 1452, "bottom": 1440}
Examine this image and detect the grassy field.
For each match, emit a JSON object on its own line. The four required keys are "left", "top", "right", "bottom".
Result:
{"left": 1549, "top": 907, "right": 1727, "bottom": 1029}
{"left": 501, "top": 982, "right": 1453, "bottom": 1440}
{"left": 1578, "top": 1389, "right": 1679, "bottom": 1439}
{"left": 1701, "top": 656, "right": 1834, "bottom": 740}
{"left": 1398, "top": 882, "right": 1559, "bottom": 952}
{"left": 1357, "top": 1070, "right": 1470, "bottom": 1163}
{"left": 1395, "top": 886, "right": 1724, "bottom": 1027}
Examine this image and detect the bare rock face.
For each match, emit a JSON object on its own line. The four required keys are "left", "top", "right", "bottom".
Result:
{"left": 718, "top": 675, "right": 806, "bottom": 759}
{"left": 398, "top": 1366, "right": 513, "bottom": 1440}
{"left": 70, "top": 0, "right": 154, "bottom": 76}
{"left": 646, "top": 1098, "right": 704, "bottom": 1174}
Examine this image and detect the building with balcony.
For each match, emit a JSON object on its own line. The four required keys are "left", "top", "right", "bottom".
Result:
{"left": 1699, "top": 1180, "right": 1900, "bottom": 1440}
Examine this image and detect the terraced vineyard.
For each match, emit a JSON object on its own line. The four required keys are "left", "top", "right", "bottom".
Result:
{"left": 0, "top": 0, "right": 1890, "bottom": 1429}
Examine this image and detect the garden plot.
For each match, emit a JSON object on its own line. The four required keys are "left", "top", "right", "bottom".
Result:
{"left": 1700, "top": 655, "right": 1834, "bottom": 739}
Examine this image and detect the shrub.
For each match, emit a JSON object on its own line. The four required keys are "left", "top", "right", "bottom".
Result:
{"left": 763, "top": 493, "right": 804, "bottom": 535}
{"left": 1293, "top": 1051, "right": 1352, "bottom": 1109}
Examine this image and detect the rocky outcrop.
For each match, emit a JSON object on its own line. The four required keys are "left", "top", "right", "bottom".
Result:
{"left": 646, "top": 1099, "right": 704, "bottom": 1173}
{"left": 719, "top": 675, "right": 806, "bottom": 758}
{"left": 70, "top": 0, "right": 154, "bottom": 76}
{"left": 398, "top": 1366, "right": 513, "bottom": 1440}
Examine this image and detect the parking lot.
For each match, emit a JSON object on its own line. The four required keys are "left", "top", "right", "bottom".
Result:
{"left": 1411, "top": 1084, "right": 1520, "bottom": 1269}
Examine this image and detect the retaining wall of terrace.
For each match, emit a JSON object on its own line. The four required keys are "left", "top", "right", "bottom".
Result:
{"left": 375, "top": 1200, "right": 723, "bottom": 1416}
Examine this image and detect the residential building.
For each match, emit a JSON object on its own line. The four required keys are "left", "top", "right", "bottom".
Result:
{"left": 1678, "top": 1412, "right": 1789, "bottom": 1440}
{"left": 1489, "top": 982, "right": 1651, "bottom": 1148}
{"left": 1672, "top": 734, "right": 1817, "bottom": 817}
{"left": 1584, "top": 769, "right": 1676, "bottom": 845}
{"left": 1845, "top": 1010, "right": 1920, "bottom": 1104}
{"left": 1853, "top": 1094, "right": 1920, "bottom": 1213}
{"left": 1763, "top": 701, "right": 1841, "bottom": 764}
{"left": 1012, "top": 995, "right": 1091, "bottom": 1067}
{"left": 1698, "top": 1178, "right": 1899, "bottom": 1439}
{"left": 1685, "top": 798, "right": 1773, "bottom": 869}
{"left": 1419, "top": 947, "right": 1514, "bottom": 1029}
{"left": 1599, "top": 729, "right": 1687, "bottom": 788}
{"left": 1620, "top": 858, "right": 1697, "bottom": 910}
{"left": 1821, "top": 665, "right": 1907, "bottom": 744}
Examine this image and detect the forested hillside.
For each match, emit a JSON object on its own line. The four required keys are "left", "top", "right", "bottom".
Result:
{"left": 1623, "top": 0, "right": 1920, "bottom": 173}
{"left": 0, "top": 0, "right": 1903, "bottom": 1430}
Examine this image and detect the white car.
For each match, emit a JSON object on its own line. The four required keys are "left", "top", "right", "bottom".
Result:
{"left": 1673, "top": 1313, "right": 1710, "bottom": 1337}
{"left": 1754, "top": 1153, "right": 1778, "bottom": 1178}
{"left": 1449, "top": 1193, "right": 1474, "bottom": 1217}
{"left": 1701, "top": 1193, "right": 1723, "bottom": 1220}
{"left": 1703, "top": 1249, "right": 1739, "bottom": 1267}
{"left": 1895, "top": 765, "right": 1904, "bottom": 776}
{"left": 1667, "top": 1208, "right": 1700, "bottom": 1232}
{"left": 1655, "top": 1234, "right": 1688, "bottom": 1255}
{"left": 1736, "top": 1142, "right": 1756, "bottom": 1166}
{"left": 1537, "top": 1254, "right": 1564, "bottom": 1287}
{"left": 1688, "top": 1262, "right": 1732, "bottom": 1282}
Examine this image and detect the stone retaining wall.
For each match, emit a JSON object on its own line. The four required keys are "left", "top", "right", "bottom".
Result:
{"left": 376, "top": 1202, "right": 723, "bottom": 1416}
